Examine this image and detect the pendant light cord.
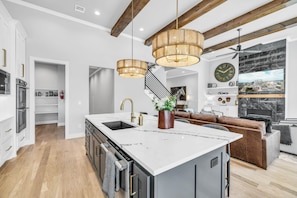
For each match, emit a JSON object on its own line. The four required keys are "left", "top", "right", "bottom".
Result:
{"left": 176, "top": 0, "right": 178, "bottom": 29}
{"left": 238, "top": 28, "right": 241, "bottom": 45}
{"left": 132, "top": 0, "right": 134, "bottom": 60}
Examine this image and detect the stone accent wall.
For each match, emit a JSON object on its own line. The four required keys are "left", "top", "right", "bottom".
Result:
{"left": 238, "top": 39, "right": 286, "bottom": 122}
{"left": 239, "top": 39, "right": 286, "bottom": 73}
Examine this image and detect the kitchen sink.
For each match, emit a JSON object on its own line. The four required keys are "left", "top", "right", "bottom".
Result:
{"left": 102, "top": 121, "right": 135, "bottom": 130}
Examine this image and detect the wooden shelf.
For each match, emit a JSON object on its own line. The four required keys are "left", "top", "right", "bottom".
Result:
{"left": 35, "top": 111, "right": 58, "bottom": 114}
{"left": 35, "top": 96, "right": 58, "bottom": 98}
{"left": 207, "top": 86, "right": 238, "bottom": 89}
{"left": 35, "top": 104, "right": 58, "bottom": 107}
{"left": 207, "top": 86, "right": 238, "bottom": 95}
{"left": 238, "top": 94, "right": 285, "bottom": 98}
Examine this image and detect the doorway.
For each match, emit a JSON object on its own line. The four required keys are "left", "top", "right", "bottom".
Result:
{"left": 29, "top": 57, "right": 69, "bottom": 144}
{"left": 89, "top": 66, "right": 114, "bottom": 114}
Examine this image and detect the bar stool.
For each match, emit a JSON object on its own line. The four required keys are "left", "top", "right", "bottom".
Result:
{"left": 202, "top": 124, "right": 231, "bottom": 197}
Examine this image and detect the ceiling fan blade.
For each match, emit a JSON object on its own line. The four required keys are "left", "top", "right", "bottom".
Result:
{"left": 229, "top": 47, "right": 237, "bottom": 51}
{"left": 232, "top": 53, "right": 238, "bottom": 59}
{"left": 241, "top": 50, "right": 262, "bottom": 53}
{"left": 216, "top": 52, "right": 236, "bottom": 57}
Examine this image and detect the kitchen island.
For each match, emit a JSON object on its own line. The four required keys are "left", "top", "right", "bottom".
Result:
{"left": 85, "top": 113, "right": 242, "bottom": 198}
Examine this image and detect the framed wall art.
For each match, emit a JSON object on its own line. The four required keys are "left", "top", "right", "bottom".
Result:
{"left": 171, "top": 86, "right": 186, "bottom": 101}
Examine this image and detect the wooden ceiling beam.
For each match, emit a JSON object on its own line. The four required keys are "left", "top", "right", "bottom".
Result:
{"left": 144, "top": 0, "right": 227, "bottom": 46}
{"left": 111, "top": 0, "right": 150, "bottom": 37}
{"left": 203, "top": 0, "right": 295, "bottom": 40}
{"left": 203, "top": 17, "right": 297, "bottom": 54}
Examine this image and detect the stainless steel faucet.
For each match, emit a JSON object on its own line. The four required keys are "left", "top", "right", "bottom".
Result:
{"left": 120, "top": 98, "right": 136, "bottom": 122}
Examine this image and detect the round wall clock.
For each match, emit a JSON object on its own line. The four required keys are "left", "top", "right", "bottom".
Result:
{"left": 214, "top": 63, "right": 235, "bottom": 82}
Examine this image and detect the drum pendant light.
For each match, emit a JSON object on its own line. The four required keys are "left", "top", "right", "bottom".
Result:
{"left": 152, "top": 0, "right": 204, "bottom": 67}
{"left": 117, "top": 0, "right": 147, "bottom": 78}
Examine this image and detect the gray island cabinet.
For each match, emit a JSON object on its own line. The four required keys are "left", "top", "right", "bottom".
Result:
{"left": 85, "top": 113, "right": 242, "bottom": 198}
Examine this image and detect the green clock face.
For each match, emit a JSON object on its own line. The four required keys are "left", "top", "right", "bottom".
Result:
{"left": 214, "top": 63, "right": 235, "bottom": 82}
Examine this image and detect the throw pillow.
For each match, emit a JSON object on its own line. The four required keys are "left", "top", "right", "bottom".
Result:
{"left": 240, "top": 115, "right": 272, "bottom": 133}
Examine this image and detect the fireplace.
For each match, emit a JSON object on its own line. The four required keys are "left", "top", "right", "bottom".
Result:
{"left": 247, "top": 109, "right": 272, "bottom": 118}
{"left": 238, "top": 98, "right": 285, "bottom": 123}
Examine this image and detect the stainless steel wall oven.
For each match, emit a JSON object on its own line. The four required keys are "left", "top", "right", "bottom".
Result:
{"left": 16, "top": 78, "right": 27, "bottom": 133}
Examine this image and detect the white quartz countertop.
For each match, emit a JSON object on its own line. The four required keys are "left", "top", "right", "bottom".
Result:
{"left": 85, "top": 113, "right": 242, "bottom": 176}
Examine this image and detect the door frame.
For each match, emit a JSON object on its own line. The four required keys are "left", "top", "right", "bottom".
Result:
{"left": 29, "top": 56, "right": 70, "bottom": 144}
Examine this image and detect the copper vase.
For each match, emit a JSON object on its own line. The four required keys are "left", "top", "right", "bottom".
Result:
{"left": 158, "top": 110, "right": 174, "bottom": 129}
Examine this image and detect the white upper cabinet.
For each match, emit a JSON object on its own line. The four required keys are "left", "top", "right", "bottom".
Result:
{"left": 15, "top": 22, "right": 27, "bottom": 80}
{"left": 0, "top": 14, "right": 11, "bottom": 72}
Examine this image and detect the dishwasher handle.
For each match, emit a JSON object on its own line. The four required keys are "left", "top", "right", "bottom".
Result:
{"left": 115, "top": 160, "right": 128, "bottom": 192}
{"left": 100, "top": 143, "right": 109, "bottom": 152}
{"left": 115, "top": 160, "right": 127, "bottom": 171}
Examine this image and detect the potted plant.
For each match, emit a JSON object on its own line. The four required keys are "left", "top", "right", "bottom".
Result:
{"left": 152, "top": 96, "right": 176, "bottom": 129}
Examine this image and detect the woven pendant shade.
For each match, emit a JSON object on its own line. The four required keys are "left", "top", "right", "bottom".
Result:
{"left": 152, "top": 29, "right": 204, "bottom": 67}
{"left": 116, "top": 0, "right": 147, "bottom": 78}
{"left": 117, "top": 59, "right": 147, "bottom": 78}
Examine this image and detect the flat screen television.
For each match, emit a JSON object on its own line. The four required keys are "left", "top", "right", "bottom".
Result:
{"left": 238, "top": 68, "right": 285, "bottom": 94}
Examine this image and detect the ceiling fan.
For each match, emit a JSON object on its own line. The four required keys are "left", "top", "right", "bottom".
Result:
{"left": 217, "top": 28, "right": 261, "bottom": 59}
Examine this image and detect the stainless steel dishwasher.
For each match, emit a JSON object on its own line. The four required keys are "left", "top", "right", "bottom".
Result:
{"left": 100, "top": 140, "right": 134, "bottom": 198}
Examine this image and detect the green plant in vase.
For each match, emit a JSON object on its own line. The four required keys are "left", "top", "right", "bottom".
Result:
{"left": 152, "top": 96, "right": 176, "bottom": 129}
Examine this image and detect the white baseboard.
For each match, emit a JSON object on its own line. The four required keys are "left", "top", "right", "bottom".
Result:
{"left": 35, "top": 120, "right": 58, "bottom": 125}
{"left": 58, "top": 122, "right": 65, "bottom": 126}
{"left": 66, "top": 132, "right": 85, "bottom": 139}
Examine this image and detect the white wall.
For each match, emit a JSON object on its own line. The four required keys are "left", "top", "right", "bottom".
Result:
{"left": 4, "top": 2, "right": 155, "bottom": 138}
{"left": 174, "top": 59, "right": 210, "bottom": 112}
{"left": 153, "top": 66, "right": 167, "bottom": 85}
{"left": 167, "top": 74, "right": 199, "bottom": 112}
{"left": 89, "top": 67, "right": 114, "bottom": 114}
{"left": 35, "top": 62, "right": 58, "bottom": 89}
{"left": 286, "top": 39, "right": 297, "bottom": 119}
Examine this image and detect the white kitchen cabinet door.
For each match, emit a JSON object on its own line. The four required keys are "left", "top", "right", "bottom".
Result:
{"left": 0, "top": 117, "right": 15, "bottom": 167}
{"left": 0, "top": 16, "right": 10, "bottom": 72}
{"left": 15, "top": 29, "right": 26, "bottom": 80}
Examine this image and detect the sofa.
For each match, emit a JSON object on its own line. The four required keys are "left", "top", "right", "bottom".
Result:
{"left": 174, "top": 111, "right": 280, "bottom": 169}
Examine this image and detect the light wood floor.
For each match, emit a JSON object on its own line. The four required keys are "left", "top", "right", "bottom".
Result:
{"left": 0, "top": 124, "right": 297, "bottom": 198}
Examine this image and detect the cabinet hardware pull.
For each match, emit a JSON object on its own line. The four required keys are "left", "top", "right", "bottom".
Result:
{"left": 130, "top": 174, "right": 137, "bottom": 196}
{"left": 5, "top": 146, "right": 12, "bottom": 152}
{"left": 5, "top": 128, "right": 12, "bottom": 133}
{"left": 2, "top": 49, "right": 6, "bottom": 67}
{"left": 21, "top": 136, "right": 25, "bottom": 141}
{"left": 22, "top": 64, "right": 25, "bottom": 77}
{"left": 100, "top": 143, "right": 109, "bottom": 152}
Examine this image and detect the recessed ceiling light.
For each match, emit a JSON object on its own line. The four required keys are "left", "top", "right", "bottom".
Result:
{"left": 139, "top": 27, "right": 144, "bottom": 32}
{"left": 94, "top": 10, "right": 100, "bottom": 16}
{"left": 182, "top": 71, "right": 185, "bottom": 73}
